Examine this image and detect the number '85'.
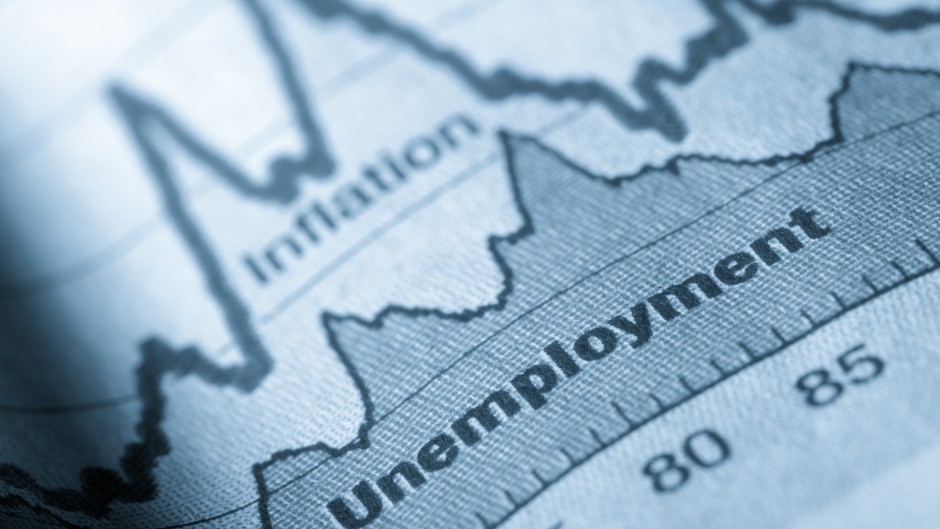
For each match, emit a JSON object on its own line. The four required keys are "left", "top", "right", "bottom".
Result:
{"left": 795, "top": 344, "right": 884, "bottom": 407}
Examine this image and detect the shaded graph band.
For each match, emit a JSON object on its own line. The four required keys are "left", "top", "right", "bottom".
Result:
{"left": 258, "top": 64, "right": 940, "bottom": 528}
{"left": 484, "top": 237, "right": 940, "bottom": 529}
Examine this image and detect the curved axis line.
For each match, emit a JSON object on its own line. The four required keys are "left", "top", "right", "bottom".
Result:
{"left": 251, "top": 62, "right": 940, "bottom": 527}
{"left": 488, "top": 241, "right": 940, "bottom": 528}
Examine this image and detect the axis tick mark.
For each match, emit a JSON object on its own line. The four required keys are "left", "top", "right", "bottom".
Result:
{"left": 532, "top": 469, "right": 548, "bottom": 487}
{"left": 649, "top": 392, "right": 667, "bottom": 412}
{"left": 916, "top": 238, "right": 940, "bottom": 265}
{"left": 504, "top": 489, "right": 518, "bottom": 507}
{"left": 890, "top": 260, "right": 910, "bottom": 279}
{"left": 800, "top": 309, "right": 817, "bottom": 327}
{"left": 709, "top": 358, "right": 728, "bottom": 377}
{"left": 738, "top": 341, "right": 758, "bottom": 360}
{"left": 559, "top": 447, "right": 577, "bottom": 465}
{"left": 830, "top": 291, "right": 847, "bottom": 310}
{"left": 588, "top": 427, "right": 606, "bottom": 448}
{"left": 611, "top": 401, "right": 635, "bottom": 428}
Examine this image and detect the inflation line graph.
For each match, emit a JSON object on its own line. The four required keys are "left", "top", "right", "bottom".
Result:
{"left": 6, "top": 0, "right": 940, "bottom": 299}
{"left": 3, "top": 0, "right": 940, "bottom": 527}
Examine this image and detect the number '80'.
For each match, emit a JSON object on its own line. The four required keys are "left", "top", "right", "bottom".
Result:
{"left": 642, "top": 429, "right": 731, "bottom": 493}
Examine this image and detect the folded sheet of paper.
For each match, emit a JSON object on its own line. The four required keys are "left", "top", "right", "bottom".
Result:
{"left": 2, "top": 1, "right": 940, "bottom": 527}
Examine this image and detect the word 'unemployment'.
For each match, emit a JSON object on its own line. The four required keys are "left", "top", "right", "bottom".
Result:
{"left": 327, "top": 206, "right": 832, "bottom": 528}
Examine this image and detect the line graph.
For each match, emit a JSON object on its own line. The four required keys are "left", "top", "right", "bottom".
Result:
{"left": 6, "top": 0, "right": 940, "bottom": 299}
{"left": 257, "top": 64, "right": 940, "bottom": 528}
{"left": 4, "top": 0, "right": 940, "bottom": 527}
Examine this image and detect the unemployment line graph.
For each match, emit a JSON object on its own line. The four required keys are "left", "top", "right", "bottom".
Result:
{"left": 4, "top": 0, "right": 940, "bottom": 527}
{"left": 261, "top": 64, "right": 940, "bottom": 528}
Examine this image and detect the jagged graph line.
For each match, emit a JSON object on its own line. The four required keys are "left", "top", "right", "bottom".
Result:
{"left": 3, "top": 0, "right": 940, "bottom": 526}
{"left": 6, "top": 0, "right": 940, "bottom": 300}
{"left": 245, "top": 59, "right": 858, "bottom": 520}
{"left": 259, "top": 63, "right": 940, "bottom": 529}
{"left": 291, "top": 0, "right": 940, "bottom": 140}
